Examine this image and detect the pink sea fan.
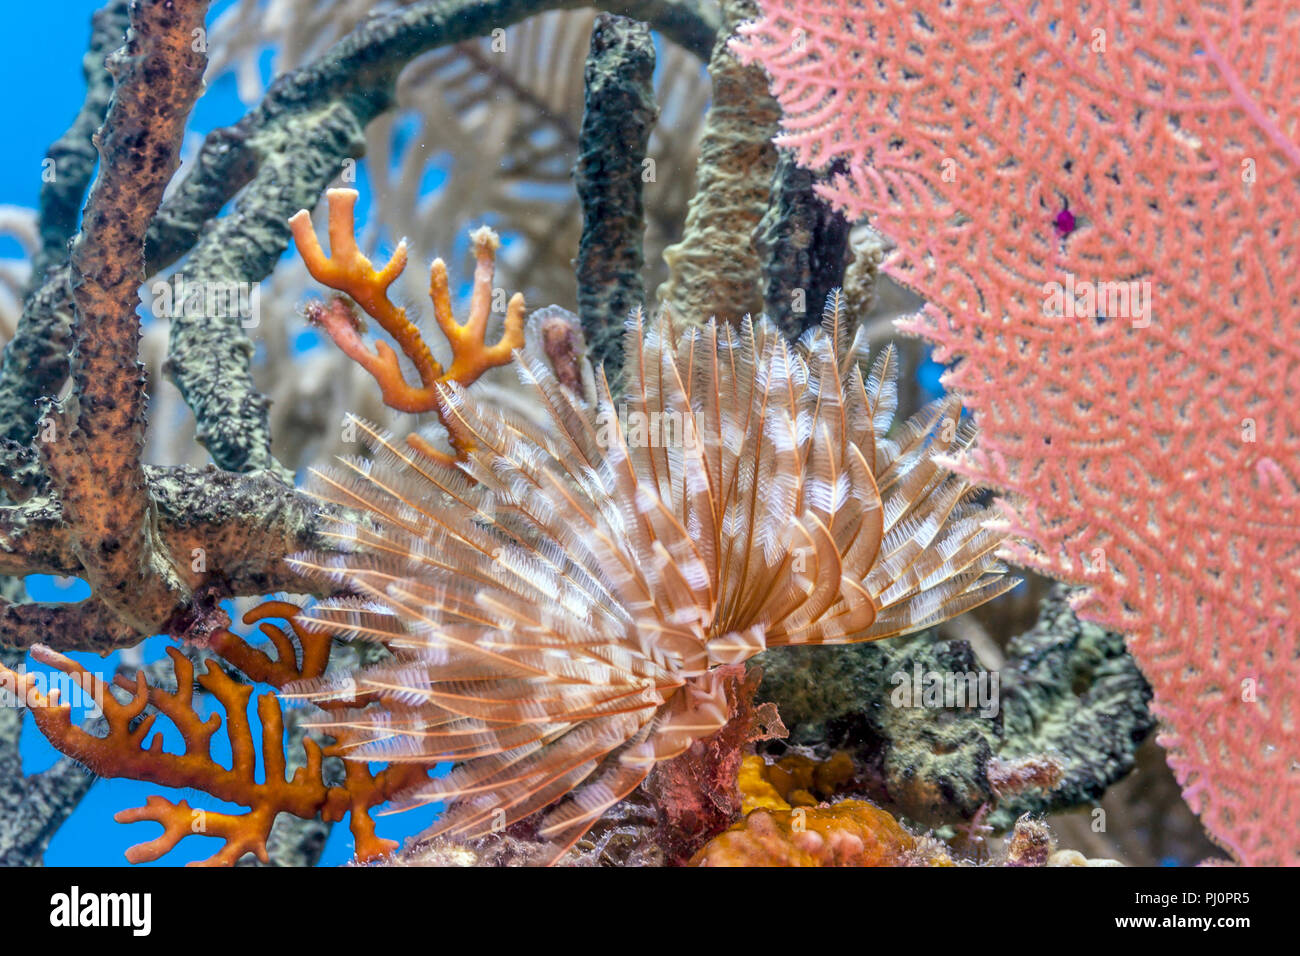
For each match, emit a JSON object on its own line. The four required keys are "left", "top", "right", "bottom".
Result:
{"left": 283, "top": 301, "right": 1015, "bottom": 862}
{"left": 734, "top": 0, "right": 1300, "bottom": 863}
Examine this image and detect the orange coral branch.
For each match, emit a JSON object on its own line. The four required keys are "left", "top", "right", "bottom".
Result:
{"left": 208, "top": 599, "right": 331, "bottom": 689}
{"left": 436, "top": 226, "right": 528, "bottom": 383}
{"left": 289, "top": 189, "right": 436, "bottom": 403}
{"left": 0, "top": 600, "right": 426, "bottom": 866}
{"left": 115, "top": 797, "right": 281, "bottom": 867}
{"left": 290, "top": 189, "right": 526, "bottom": 462}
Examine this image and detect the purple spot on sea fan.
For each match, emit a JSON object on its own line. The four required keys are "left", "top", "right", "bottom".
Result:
{"left": 1053, "top": 206, "right": 1076, "bottom": 237}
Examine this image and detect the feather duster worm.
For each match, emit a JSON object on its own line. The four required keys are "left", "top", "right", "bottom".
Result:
{"left": 286, "top": 295, "right": 1017, "bottom": 862}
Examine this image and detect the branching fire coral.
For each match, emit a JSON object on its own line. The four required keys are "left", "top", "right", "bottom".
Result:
{"left": 290, "top": 188, "right": 526, "bottom": 463}
{"left": 0, "top": 601, "right": 426, "bottom": 866}
{"left": 283, "top": 293, "right": 1016, "bottom": 863}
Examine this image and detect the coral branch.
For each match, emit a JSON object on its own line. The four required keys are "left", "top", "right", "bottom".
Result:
{"left": 208, "top": 600, "right": 332, "bottom": 689}
{"left": 28, "top": 0, "right": 130, "bottom": 292}
{"left": 0, "top": 1, "right": 127, "bottom": 473}
{"left": 0, "top": 595, "right": 141, "bottom": 653}
{"left": 437, "top": 227, "right": 528, "bottom": 385}
{"left": 115, "top": 796, "right": 277, "bottom": 866}
{"left": 0, "top": 640, "right": 95, "bottom": 864}
{"left": 290, "top": 190, "right": 436, "bottom": 407}
{"left": 0, "top": 0, "right": 213, "bottom": 648}
{"left": 292, "top": 188, "right": 525, "bottom": 460}
{"left": 0, "top": 601, "right": 427, "bottom": 866}
{"left": 657, "top": 0, "right": 779, "bottom": 323}
{"left": 574, "top": 14, "right": 657, "bottom": 374}
{"left": 42, "top": 0, "right": 210, "bottom": 636}
{"left": 0, "top": 465, "right": 337, "bottom": 651}
{"left": 0, "top": 586, "right": 185, "bottom": 866}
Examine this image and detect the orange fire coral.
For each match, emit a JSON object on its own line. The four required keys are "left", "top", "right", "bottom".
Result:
{"left": 285, "top": 295, "right": 1016, "bottom": 863}
{"left": 0, "top": 602, "right": 425, "bottom": 866}
{"left": 289, "top": 188, "right": 525, "bottom": 463}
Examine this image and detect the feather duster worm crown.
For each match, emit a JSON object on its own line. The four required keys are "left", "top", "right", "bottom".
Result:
{"left": 285, "top": 295, "right": 1017, "bottom": 860}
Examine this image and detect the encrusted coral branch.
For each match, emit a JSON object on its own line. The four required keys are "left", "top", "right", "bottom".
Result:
{"left": 0, "top": 601, "right": 427, "bottom": 866}
{"left": 0, "top": 0, "right": 211, "bottom": 649}
{"left": 574, "top": 14, "right": 657, "bottom": 374}
{"left": 657, "top": 0, "right": 779, "bottom": 323}
{"left": 28, "top": 0, "right": 130, "bottom": 292}
{"left": 291, "top": 188, "right": 525, "bottom": 461}
{"left": 1, "top": 466, "right": 335, "bottom": 651}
